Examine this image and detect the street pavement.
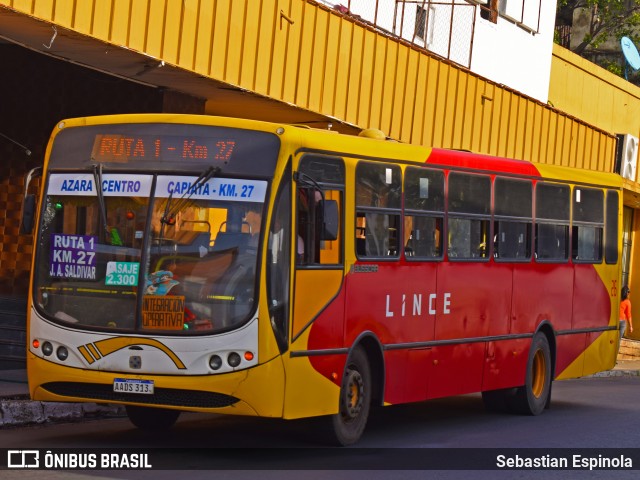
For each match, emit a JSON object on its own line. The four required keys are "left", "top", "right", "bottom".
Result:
{"left": 0, "top": 360, "right": 639, "bottom": 428}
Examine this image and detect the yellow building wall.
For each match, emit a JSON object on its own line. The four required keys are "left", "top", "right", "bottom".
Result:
{"left": 1, "top": 0, "right": 616, "bottom": 168}
{"left": 550, "top": 45, "right": 640, "bottom": 141}
{"left": 551, "top": 44, "right": 640, "bottom": 340}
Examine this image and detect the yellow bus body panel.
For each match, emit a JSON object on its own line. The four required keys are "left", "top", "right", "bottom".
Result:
{"left": 28, "top": 352, "right": 286, "bottom": 418}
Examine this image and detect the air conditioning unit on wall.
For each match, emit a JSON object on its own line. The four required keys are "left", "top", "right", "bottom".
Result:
{"left": 616, "top": 134, "right": 639, "bottom": 181}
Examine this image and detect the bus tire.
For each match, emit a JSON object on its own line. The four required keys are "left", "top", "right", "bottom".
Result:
{"left": 125, "top": 405, "right": 180, "bottom": 431}
{"left": 512, "top": 333, "right": 552, "bottom": 415}
{"left": 331, "top": 346, "right": 371, "bottom": 446}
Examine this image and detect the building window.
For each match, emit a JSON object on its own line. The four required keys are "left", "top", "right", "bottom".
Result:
{"left": 480, "top": 0, "right": 499, "bottom": 23}
{"left": 415, "top": 6, "right": 427, "bottom": 41}
{"left": 477, "top": 0, "right": 541, "bottom": 32}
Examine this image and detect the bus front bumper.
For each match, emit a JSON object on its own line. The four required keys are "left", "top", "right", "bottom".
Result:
{"left": 28, "top": 353, "right": 286, "bottom": 418}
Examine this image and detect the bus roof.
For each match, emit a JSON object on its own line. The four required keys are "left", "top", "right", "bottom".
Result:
{"left": 52, "top": 113, "right": 622, "bottom": 189}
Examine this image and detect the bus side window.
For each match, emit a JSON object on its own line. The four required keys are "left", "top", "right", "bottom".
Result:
{"left": 295, "top": 156, "right": 345, "bottom": 267}
{"left": 494, "top": 178, "right": 532, "bottom": 261}
{"left": 356, "top": 214, "right": 367, "bottom": 256}
{"left": 364, "top": 211, "right": 400, "bottom": 256}
{"left": 604, "top": 190, "right": 619, "bottom": 265}
{"left": 405, "top": 216, "right": 442, "bottom": 258}
{"left": 447, "top": 172, "right": 491, "bottom": 261}
{"left": 355, "top": 161, "right": 401, "bottom": 260}
{"left": 535, "top": 182, "right": 570, "bottom": 262}
{"left": 495, "top": 221, "right": 532, "bottom": 259}
{"left": 571, "top": 187, "right": 604, "bottom": 263}
{"left": 404, "top": 167, "right": 444, "bottom": 261}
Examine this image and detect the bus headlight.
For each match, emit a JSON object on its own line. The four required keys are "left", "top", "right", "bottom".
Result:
{"left": 227, "top": 352, "right": 241, "bottom": 368}
{"left": 209, "top": 355, "right": 223, "bottom": 370}
{"left": 42, "top": 341, "right": 53, "bottom": 356}
{"left": 56, "top": 346, "right": 69, "bottom": 361}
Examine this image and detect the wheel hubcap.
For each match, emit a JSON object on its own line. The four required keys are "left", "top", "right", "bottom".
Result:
{"left": 531, "top": 349, "right": 546, "bottom": 398}
{"left": 343, "top": 370, "right": 364, "bottom": 419}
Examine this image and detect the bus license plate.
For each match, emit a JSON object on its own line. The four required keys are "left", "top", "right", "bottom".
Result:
{"left": 113, "top": 378, "right": 154, "bottom": 395}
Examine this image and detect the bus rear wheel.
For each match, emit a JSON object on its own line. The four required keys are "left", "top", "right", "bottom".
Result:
{"left": 331, "top": 346, "right": 371, "bottom": 446}
{"left": 512, "top": 332, "right": 552, "bottom": 415}
{"left": 126, "top": 405, "right": 181, "bottom": 431}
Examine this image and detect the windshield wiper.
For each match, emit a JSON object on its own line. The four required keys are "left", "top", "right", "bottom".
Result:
{"left": 161, "top": 166, "right": 220, "bottom": 225}
{"left": 92, "top": 164, "right": 113, "bottom": 244}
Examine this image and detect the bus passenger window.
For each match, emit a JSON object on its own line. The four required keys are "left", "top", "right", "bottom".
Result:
{"left": 356, "top": 214, "right": 367, "bottom": 256}
{"left": 494, "top": 221, "right": 531, "bottom": 260}
{"left": 571, "top": 187, "right": 604, "bottom": 263}
{"left": 362, "top": 212, "right": 400, "bottom": 256}
{"left": 355, "top": 161, "right": 401, "bottom": 260}
{"left": 448, "top": 217, "right": 489, "bottom": 259}
{"left": 447, "top": 172, "right": 491, "bottom": 261}
{"left": 535, "top": 183, "right": 570, "bottom": 262}
{"left": 605, "top": 190, "right": 619, "bottom": 265}
{"left": 405, "top": 216, "right": 442, "bottom": 258}
{"left": 572, "top": 225, "right": 602, "bottom": 261}
{"left": 404, "top": 167, "right": 444, "bottom": 260}
{"left": 536, "top": 223, "right": 569, "bottom": 260}
{"left": 494, "top": 177, "right": 532, "bottom": 261}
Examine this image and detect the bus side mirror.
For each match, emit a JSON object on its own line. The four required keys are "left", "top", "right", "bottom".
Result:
{"left": 321, "top": 199, "right": 339, "bottom": 241}
{"left": 20, "top": 194, "right": 36, "bottom": 234}
{"left": 20, "top": 167, "right": 42, "bottom": 234}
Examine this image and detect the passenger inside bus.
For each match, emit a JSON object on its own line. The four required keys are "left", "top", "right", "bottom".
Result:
{"left": 145, "top": 269, "right": 181, "bottom": 295}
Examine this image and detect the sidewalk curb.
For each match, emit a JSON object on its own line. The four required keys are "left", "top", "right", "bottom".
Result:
{"left": 589, "top": 369, "right": 640, "bottom": 378}
{"left": 0, "top": 397, "right": 124, "bottom": 427}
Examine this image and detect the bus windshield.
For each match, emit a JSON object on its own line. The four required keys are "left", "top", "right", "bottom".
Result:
{"left": 34, "top": 172, "right": 267, "bottom": 335}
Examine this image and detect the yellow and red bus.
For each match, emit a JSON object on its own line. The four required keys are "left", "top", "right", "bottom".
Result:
{"left": 23, "top": 114, "right": 622, "bottom": 445}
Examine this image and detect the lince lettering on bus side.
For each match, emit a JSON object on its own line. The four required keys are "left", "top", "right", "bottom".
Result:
{"left": 385, "top": 293, "right": 451, "bottom": 317}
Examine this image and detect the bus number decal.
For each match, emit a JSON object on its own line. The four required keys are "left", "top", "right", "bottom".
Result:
{"left": 49, "top": 234, "right": 97, "bottom": 280}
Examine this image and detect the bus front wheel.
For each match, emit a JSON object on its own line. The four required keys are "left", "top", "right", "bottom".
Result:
{"left": 331, "top": 346, "right": 372, "bottom": 446}
{"left": 125, "top": 405, "right": 181, "bottom": 431}
{"left": 512, "top": 332, "right": 552, "bottom": 415}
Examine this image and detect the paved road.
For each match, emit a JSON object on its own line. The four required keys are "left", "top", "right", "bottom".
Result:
{"left": 1, "top": 376, "right": 639, "bottom": 479}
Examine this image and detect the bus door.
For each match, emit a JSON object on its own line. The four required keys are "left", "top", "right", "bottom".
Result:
{"left": 291, "top": 156, "right": 345, "bottom": 347}
{"left": 280, "top": 156, "right": 345, "bottom": 418}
